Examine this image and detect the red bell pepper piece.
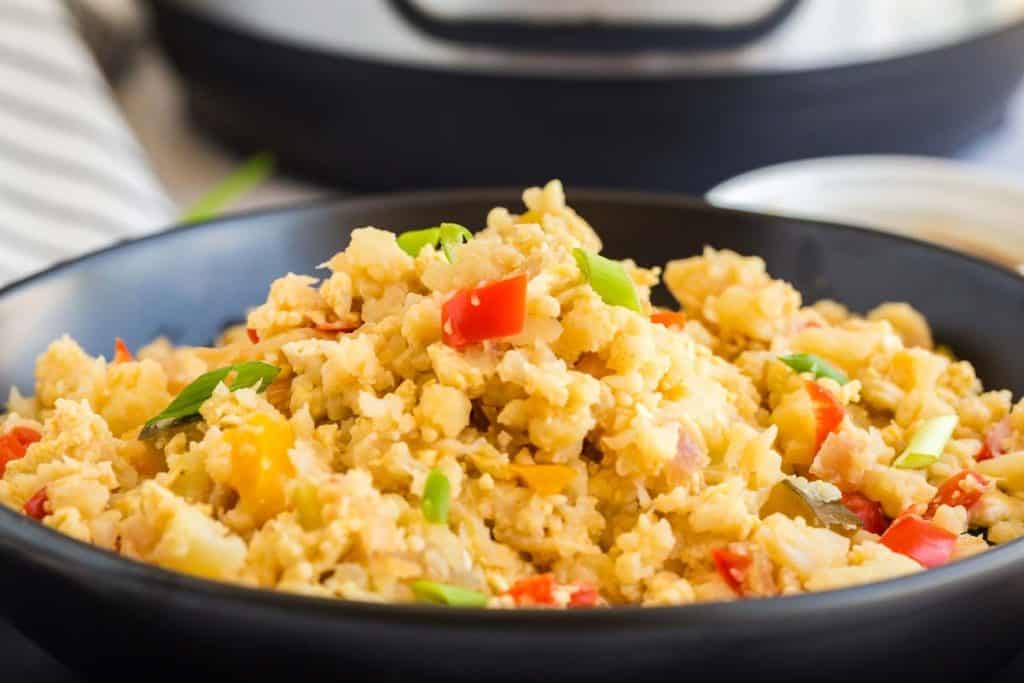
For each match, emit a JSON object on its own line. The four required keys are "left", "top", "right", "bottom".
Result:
{"left": 507, "top": 574, "right": 556, "bottom": 606}
{"left": 246, "top": 328, "right": 260, "bottom": 344}
{"left": 975, "top": 418, "right": 1011, "bottom": 462}
{"left": 23, "top": 488, "right": 48, "bottom": 520}
{"left": 926, "top": 470, "right": 990, "bottom": 518}
{"left": 806, "top": 380, "right": 845, "bottom": 453}
{"left": 840, "top": 492, "right": 889, "bottom": 534}
{"left": 506, "top": 574, "right": 598, "bottom": 608}
{"left": 880, "top": 514, "right": 957, "bottom": 568}
{"left": 442, "top": 274, "right": 527, "bottom": 348}
{"left": 0, "top": 426, "right": 41, "bottom": 477}
{"left": 567, "top": 582, "right": 599, "bottom": 608}
{"left": 113, "top": 338, "right": 133, "bottom": 363}
{"left": 650, "top": 310, "right": 687, "bottom": 329}
{"left": 712, "top": 547, "right": 752, "bottom": 595}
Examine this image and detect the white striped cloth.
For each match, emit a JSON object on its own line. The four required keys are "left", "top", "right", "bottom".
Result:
{"left": 0, "top": 0, "right": 173, "bottom": 287}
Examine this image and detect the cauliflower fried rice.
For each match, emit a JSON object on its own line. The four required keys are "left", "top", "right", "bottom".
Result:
{"left": 3, "top": 181, "right": 1024, "bottom": 608}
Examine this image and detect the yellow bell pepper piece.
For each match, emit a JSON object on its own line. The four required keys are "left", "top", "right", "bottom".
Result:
{"left": 291, "top": 479, "right": 323, "bottom": 531}
{"left": 510, "top": 464, "right": 576, "bottom": 495}
{"left": 517, "top": 210, "right": 542, "bottom": 224}
{"left": 224, "top": 413, "right": 295, "bottom": 525}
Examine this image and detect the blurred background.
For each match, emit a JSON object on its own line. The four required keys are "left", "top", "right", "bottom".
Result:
{"left": 87, "top": 0, "right": 1024, "bottom": 198}
{"left": 8, "top": 0, "right": 1024, "bottom": 280}
{"left": 4, "top": 0, "right": 1024, "bottom": 284}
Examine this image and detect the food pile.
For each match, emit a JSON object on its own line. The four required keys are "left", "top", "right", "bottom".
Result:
{"left": 2, "top": 181, "right": 1023, "bottom": 608}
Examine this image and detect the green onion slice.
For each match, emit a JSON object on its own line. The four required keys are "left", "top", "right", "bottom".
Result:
{"left": 410, "top": 580, "right": 488, "bottom": 607}
{"left": 892, "top": 415, "right": 958, "bottom": 469}
{"left": 439, "top": 223, "right": 472, "bottom": 263}
{"left": 182, "top": 153, "right": 275, "bottom": 224}
{"left": 422, "top": 467, "right": 451, "bottom": 525}
{"left": 779, "top": 353, "right": 849, "bottom": 385}
{"left": 572, "top": 248, "right": 640, "bottom": 312}
{"left": 397, "top": 223, "right": 473, "bottom": 262}
{"left": 140, "top": 361, "right": 280, "bottom": 439}
{"left": 397, "top": 227, "right": 441, "bottom": 257}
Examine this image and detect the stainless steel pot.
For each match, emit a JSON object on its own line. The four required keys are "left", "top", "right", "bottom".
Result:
{"left": 161, "top": 0, "right": 1024, "bottom": 75}
{"left": 149, "top": 0, "right": 1024, "bottom": 191}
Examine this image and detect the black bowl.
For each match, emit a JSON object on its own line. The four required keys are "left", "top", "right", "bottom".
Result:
{"left": 1, "top": 191, "right": 1023, "bottom": 683}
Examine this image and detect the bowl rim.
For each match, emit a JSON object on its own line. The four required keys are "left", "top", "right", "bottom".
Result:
{"left": 1, "top": 187, "right": 1023, "bottom": 627}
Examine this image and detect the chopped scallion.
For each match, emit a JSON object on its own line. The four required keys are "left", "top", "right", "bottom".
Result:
{"left": 397, "top": 223, "right": 473, "bottom": 262}
{"left": 892, "top": 415, "right": 958, "bottom": 469}
{"left": 572, "top": 248, "right": 640, "bottom": 312}
{"left": 422, "top": 467, "right": 450, "bottom": 525}
{"left": 779, "top": 353, "right": 849, "bottom": 385}
{"left": 397, "top": 227, "right": 441, "bottom": 258}
{"left": 439, "top": 223, "right": 472, "bottom": 262}
{"left": 182, "top": 153, "right": 275, "bottom": 224}
{"left": 410, "top": 580, "right": 488, "bottom": 607}
{"left": 140, "top": 361, "right": 280, "bottom": 439}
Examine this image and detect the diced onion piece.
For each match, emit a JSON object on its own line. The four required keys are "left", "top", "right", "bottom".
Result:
{"left": 572, "top": 248, "right": 640, "bottom": 312}
{"left": 442, "top": 274, "right": 527, "bottom": 348}
{"left": 421, "top": 467, "right": 451, "bottom": 525}
{"left": 779, "top": 352, "right": 848, "bottom": 385}
{"left": 880, "top": 514, "right": 956, "bottom": 568}
{"left": 976, "top": 452, "right": 1024, "bottom": 492}
{"left": 410, "top": 580, "right": 488, "bottom": 607}
{"left": 510, "top": 464, "right": 576, "bottom": 496}
{"left": 892, "top": 415, "right": 958, "bottom": 469}
{"left": 396, "top": 227, "right": 441, "bottom": 257}
{"left": 438, "top": 223, "right": 472, "bottom": 263}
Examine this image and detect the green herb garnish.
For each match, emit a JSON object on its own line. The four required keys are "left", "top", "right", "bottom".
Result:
{"left": 182, "top": 153, "right": 275, "bottom": 224}
{"left": 779, "top": 352, "right": 849, "bottom": 385}
{"left": 439, "top": 223, "right": 472, "bottom": 262}
{"left": 397, "top": 227, "right": 441, "bottom": 257}
{"left": 572, "top": 248, "right": 640, "bottom": 312}
{"left": 410, "top": 580, "right": 488, "bottom": 607}
{"left": 139, "top": 361, "right": 280, "bottom": 439}
{"left": 397, "top": 223, "right": 473, "bottom": 262}
{"left": 892, "top": 415, "right": 958, "bottom": 469}
{"left": 422, "top": 467, "right": 451, "bottom": 525}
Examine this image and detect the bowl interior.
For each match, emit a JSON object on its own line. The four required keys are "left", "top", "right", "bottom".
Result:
{"left": 3, "top": 191, "right": 1024, "bottom": 682}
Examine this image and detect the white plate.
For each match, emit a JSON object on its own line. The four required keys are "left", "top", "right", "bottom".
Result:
{"left": 707, "top": 155, "right": 1024, "bottom": 274}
